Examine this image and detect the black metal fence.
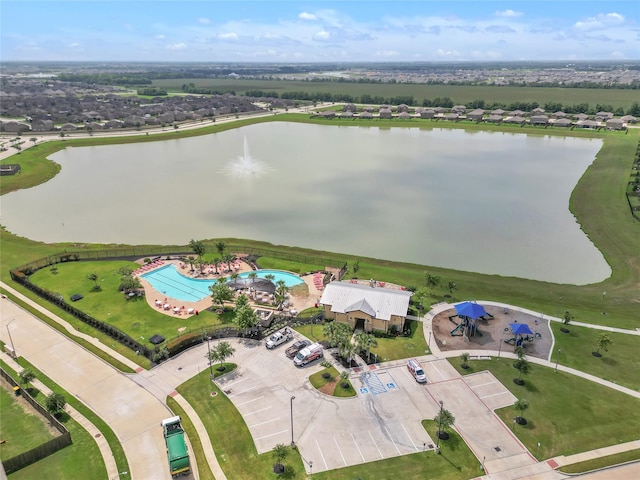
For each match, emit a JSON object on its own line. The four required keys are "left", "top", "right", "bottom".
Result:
{"left": 0, "top": 368, "right": 72, "bottom": 474}
{"left": 8, "top": 246, "right": 342, "bottom": 364}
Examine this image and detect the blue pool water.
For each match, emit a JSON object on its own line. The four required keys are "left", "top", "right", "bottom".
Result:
{"left": 141, "top": 265, "right": 303, "bottom": 302}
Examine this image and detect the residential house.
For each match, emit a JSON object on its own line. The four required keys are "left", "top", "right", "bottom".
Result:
{"left": 467, "top": 109, "right": 485, "bottom": 121}
{"left": 319, "top": 281, "right": 412, "bottom": 333}
{"left": 530, "top": 115, "right": 549, "bottom": 126}
{"left": 379, "top": 108, "right": 393, "bottom": 119}
{"left": 553, "top": 118, "right": 573, "bottom": 127}
{"left": 504, "top": 116, "right": 526, "bottom": 125}
{"left": 606, "top": 118, "right": 625, "bottom": 130}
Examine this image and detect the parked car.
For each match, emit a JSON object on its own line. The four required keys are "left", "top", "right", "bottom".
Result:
{"left": 407, "top": 358, "right": 427, "bottom": 383}
{"left": 265, "top": 328, "right": 293, "bottom": 349}
{"left": 293, "top": 342, "right": 323, "bottom": 367}
{"left": 285, "top": 339, "right": 311, "bottom": 358}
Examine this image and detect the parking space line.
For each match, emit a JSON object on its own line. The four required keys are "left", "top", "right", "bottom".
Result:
{"left": 243, "top": 405, "right": 270, "bottom": 415}
{"left": 237, "top": 396, "right": 264, "bottom": 407}
{"left": 351, "top": 433, "right": 365, "bottom": 462}
{"left": 334, "top": 437, "right": 347, "bottom": 466}
{"left": 249, "top": 417, "right": 280, "bottom": 428}
{"left": 480, "top": 391, "right": 510, "bottom": 399}
{"left": 384, "top": 426, "right": 402, "bottom": 455}
{"left": 470, "top": 380, "right": 497, "bottom": 389}
{"left": 224, "top": 377, "right": 248, "bottom": 388}
{"left": 230, "top": 385, "right": 258, "bottom": 397}
{"left": 368, "top": 431, "right": 384, "bottom": 459}
{"left": 432, "top": 362, "right": 446, "bottom": 380}
{"left": 401, "top": 424, "right": 418, "bottom": 451}
{"left": 255, "top": 429, "right": 288, "bottom": 441}
{"left": 316, "top": 439, "right": 328, "bottom": 470}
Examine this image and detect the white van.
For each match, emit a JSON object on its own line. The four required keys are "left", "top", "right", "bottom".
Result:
{"left": 293, "top": 342, "right": 323, "bottom": 367}
{"left": 407, "top": 358, "right": 427, "bottom": 383}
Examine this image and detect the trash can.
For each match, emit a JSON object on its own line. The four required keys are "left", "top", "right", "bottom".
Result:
{"left": 13, "top": 386, "right": 20, "bottom": 396}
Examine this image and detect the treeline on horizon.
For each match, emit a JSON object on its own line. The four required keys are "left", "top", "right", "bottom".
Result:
{"left": 180, "top": 84, "right": 640, "bottom": 116}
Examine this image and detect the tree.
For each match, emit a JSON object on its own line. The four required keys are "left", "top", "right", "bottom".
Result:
{"left": 265, "top": 273, "right": 275, "bottom": 284}
{"left": 271, "top": 443, "right": 289, "bottom": 474}
{"left": 209, "top": 341, "right": 235, "bottom": 371}
{"left": 513, "top": 347, "right": 531, "bottom": 385}
{"left": 354, "top": 332, "right": 377, "bottom": 362}
{"left": 323, "top": 321, "right": 352, "bottom": 349}
{"left": 209, "top": 277, "right": 233, "bottom": 309}
{"left": 447, "top": 281, "right": 457, "bottom": 296}
{"left": 233, "top": 294, "right": 259, "bottom": 333}
{"left": 248, "top": 271, "right": 258, "bottom": 287}
{"left": 30, "top": 137, "right": 38, "bottom": 146}
{"left": 338, "top": 341, "right": 357, "bottom": 367}
{"left": 189, "top": 239, "right": 206, "bottom": 260}
{"left": 594, "top": 333, "right": 612, "bottom": 357}
{"left": 352, "top": 260, "right": 360, "bottom": 277}
{"left": 434, "top": 407, "right": 455, "bottom": 438}
{"left": 274, "top": 280, "right": 289, "bottom": 309}
{"left": 215, "top": 241, "right": 226, "bottom": 257}
{"left": 425, "top": 272, "right": 441, "bottom": 288}
{"left": 412, "top": 287, "right": 430, "bottom": 313}
{"left": 222, "top": 254, "right": 235, "bottom": 272}
{"left": 87, "top": 273, "right": 100, "bottom": 291}
{"left": 513, "top": 398, "right": 529, "bottom": 425}
{"left": 339, "top": 371, "right": 350, "bottom": 389}
{"left": 563, "top": 310, "right": 574, "bottom": 326}
{"left": 186, "top": 256, "right": 196, "bottom": 272}
{"left": 18, "top": 368, "right": 36, "bottom": 390}
{"left": 460, "top": 352, "right": 470, "bottom": 369}
{"left": 46, "top": 392, "right": 66, "bottom": 416}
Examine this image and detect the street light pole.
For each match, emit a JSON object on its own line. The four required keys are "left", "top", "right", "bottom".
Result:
{"left": 290, "top": 396, "right": 296, "bottom": 448}
{"left": 436, "top": 400, "right": 443, "bottom": 453}
{"left": 6, "top": 319, "right": 16, "bottom": 358}
{"left": 554, "top": 349, "right": 562, "bottom": 373}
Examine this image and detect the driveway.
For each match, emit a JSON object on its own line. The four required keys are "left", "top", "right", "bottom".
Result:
{"left": 0, "top": 298, "right": 173, "bottom": 479}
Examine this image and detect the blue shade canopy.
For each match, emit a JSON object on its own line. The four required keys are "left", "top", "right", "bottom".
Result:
{"left": 510, "top": 323, "right": 534, "bottom": 335}
{"left": 454, "top": 302, "right": 487, "bottom": 319}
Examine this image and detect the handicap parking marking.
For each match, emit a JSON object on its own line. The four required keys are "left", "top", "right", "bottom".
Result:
{"left": 386, "top": 382, "right": 396, "bottom": 389}
{"left": 360, "top": 387, "right": 369, "bottom": 394}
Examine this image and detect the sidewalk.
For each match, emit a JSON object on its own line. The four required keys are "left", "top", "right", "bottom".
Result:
{"left": 0, "top": 352, "right": 119, "bottom": 480}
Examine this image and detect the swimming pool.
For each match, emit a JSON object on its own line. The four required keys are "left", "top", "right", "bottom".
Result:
{"left": 141, "top": 265, "right": 303, "bottom": 302}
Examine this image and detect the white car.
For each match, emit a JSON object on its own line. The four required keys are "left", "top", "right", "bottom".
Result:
{"left": 265, "top": 328, "right": 293, "bottom": 349}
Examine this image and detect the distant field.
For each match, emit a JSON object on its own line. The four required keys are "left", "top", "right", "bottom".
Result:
{"left": 151, "top": 78, "right": 638, "bottom": 109}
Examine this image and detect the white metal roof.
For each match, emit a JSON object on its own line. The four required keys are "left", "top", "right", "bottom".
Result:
{"left": 319, "top": 281, "right": 412, "bottom": 321}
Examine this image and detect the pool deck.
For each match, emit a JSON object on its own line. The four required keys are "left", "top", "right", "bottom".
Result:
{"left": 135, "top": 257, "right": 324, "bottom": 319}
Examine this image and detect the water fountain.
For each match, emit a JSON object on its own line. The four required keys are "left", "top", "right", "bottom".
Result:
{"left": 224, "top": 136, "right": 268, "bottom": 177}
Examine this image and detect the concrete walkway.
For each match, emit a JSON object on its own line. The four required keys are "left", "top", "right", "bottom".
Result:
{"left": 420, "top": 301, "right": 640, "bottom": 479}
{"left": 1, "top": 282, "right": 226, "bottom": 479}
{"left": 0, "top": 352, "right": 120, "bottom": 479}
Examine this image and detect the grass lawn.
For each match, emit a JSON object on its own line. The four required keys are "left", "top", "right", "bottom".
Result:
{"left": 255, "top": 256, "right": 326, "bottom": 274}
{"left": 28, "top": 260, "right": 229, "bottom": 348}
{"left": 176, "top": 369, "right": 307, "bottom": 479}
{"left": 0, "top": 386, "right": 55, "bottom": 461}
{"left": 559, "top": 449, "right": 640, "bottom": 474}
{"left": 450, "top": 359, "right": 640, "bottom": 461}
{"left": 367, "top": 320, "right": 428, "bottom": 362}
{"left": 0, "top": 360, "right": 109, "bottom": 480}
{"left": 550, "top": 322, "right": 640, "bottom": 391}
{"left": 311, "top": 420, "right": 481, "bottom": 480}
{"left": 309, "top": 366, "right": 356, "bottom": 397}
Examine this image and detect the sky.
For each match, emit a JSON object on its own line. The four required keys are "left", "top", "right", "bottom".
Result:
{"left": 1, "top": 1, "right": 639, "bottom": 62}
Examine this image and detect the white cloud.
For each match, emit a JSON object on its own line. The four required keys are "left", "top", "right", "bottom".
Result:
{"left": 69, "top": 42, "right": 80, "bottom": 48}
{"left": 314, "top": 30, "right": 330, "bottom": 41}
{"left": 198, "top": 18, "right": 210, "bottom": 25}
{"left": 299, "top": 12, "right": 317, "bottom": 21}
{"left": 574, "top": 12, "right": 625, "bottom": 31}
{"left": 166, "top": 42, "right": 186, "bottom": 50}
{"left": 155, "top": 34, "right": 165, "bottom": 40}
{"left": 218, "top": 32, "right": 238, "bottom": 40}
{"left": 495, "top": 10, "right": 523, "bottom": 18}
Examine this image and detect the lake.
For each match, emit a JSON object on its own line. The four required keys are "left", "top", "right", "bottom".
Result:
{"left": 0, "top": 122, "right": 609, "bottom": 284}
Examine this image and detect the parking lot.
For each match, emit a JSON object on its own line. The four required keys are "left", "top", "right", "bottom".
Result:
{"left": 212, "top": 337, "right": 440, "bottom": 474}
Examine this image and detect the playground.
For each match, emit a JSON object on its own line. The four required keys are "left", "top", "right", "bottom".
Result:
{"left": 431, "top": 303, "right": 553, "bottom": 360}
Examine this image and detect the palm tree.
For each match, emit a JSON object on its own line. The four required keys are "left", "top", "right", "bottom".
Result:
{"left": 460, "top": 352, "right": 470, "bottom": 369}
{"left": 209, "top": 277, "right": 233, "bottom": 310}
{"left": 339, "top": 341, "right": 357, "bottom": 367}
{"left": 513, "top": 398, "right": 529, "bottom": 425}
{"left": 248, "top": 271, "right": 258, "bottom": 287}
{"left": 222, "top": 254, "right": 234, "bottom": 272}
{"left": 434, "top": 407, "right": 455, "bottom": 439}
{"left": 274, "top": 280, "right": 289, "bottom": 309}
{"left": 352, "top": 260, "right": 360, "bottom": 277}
{"left": 265, "top": 273, "right": 275, "bottom": 284}
{"left": 87, "top": 273, "right": 100, "bottom": 291}
{"left": 271, "top": 443, "right": 289, "bottom": 474}
{"left": 189, "top": 239, "right": 206, "bottom": 261}
{"left": 513, "top": 347, "right": 531, "bottom": 385}
{"left": 354, "top": 332, "right": 377, "bottom": 362}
